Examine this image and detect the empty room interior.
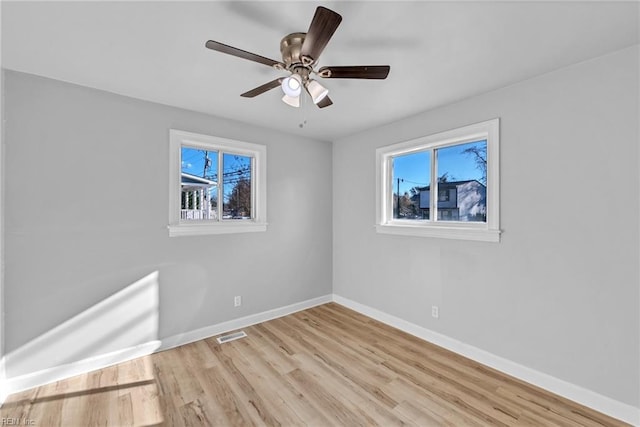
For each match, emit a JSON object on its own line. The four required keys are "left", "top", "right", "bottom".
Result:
{"left": 0, "top": 1, "right": 639, "bottom": 426}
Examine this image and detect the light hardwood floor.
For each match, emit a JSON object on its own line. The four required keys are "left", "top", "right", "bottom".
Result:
{"left": 0, "top": 303, "right": 630, "bottom": 426}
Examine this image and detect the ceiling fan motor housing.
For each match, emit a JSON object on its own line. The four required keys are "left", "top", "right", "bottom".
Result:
{"left": 280, "top": 32, "right": 312, "bottom": 72}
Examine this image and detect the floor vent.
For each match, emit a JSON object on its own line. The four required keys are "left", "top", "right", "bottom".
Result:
{"left": 216, "top": 331, "right": 247, "bottom": 344}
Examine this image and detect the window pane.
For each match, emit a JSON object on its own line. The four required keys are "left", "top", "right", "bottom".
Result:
{"left": 223, "top": 153, "right": 252, "bottom": 220}
{"left": 180, "top": 147, "right": 218, "bottom": 221}
{"left": 435, "top": 140, "right": 487, "bottom": 222}
{"left": 392, "top": 151, "right": 431, "bottom": 220}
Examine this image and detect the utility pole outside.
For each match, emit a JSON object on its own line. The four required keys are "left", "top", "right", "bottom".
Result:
{"left": 202, "top": 151, "right": 209, "bottom": 177}
{"left": 396, "top": 178, "right": 403, "bottom": 218}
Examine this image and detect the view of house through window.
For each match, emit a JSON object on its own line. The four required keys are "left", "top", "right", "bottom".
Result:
{"left": 392, "top": 140, "right": 487, "bottom": 222}
{"left": 181, "top": 147, "right": 252, "bottom": 221}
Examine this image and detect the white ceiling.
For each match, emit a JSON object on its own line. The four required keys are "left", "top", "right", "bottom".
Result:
{"left": 2, "top": 1, "right": 638, "bottom": 141}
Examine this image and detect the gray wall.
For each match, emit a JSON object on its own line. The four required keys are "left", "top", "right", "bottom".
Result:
{"left": 333, "top": 46, "right": 639, "bottom": 406}
{"left": 3, "top": 70, "right": 332, "bottom": 376}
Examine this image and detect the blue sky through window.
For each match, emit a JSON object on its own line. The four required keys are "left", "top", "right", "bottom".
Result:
{"left": 393, "top": 140, "right": 487, "bottom": 195}
{"left": 393, "top": 151, "right": 430, "bottom": 195}
{"left": 181, "top": 146, "right": 218, "bottom": 180}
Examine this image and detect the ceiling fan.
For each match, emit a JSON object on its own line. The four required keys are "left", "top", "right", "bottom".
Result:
{"left": 205, "top": 6, "right": 390, "bottom": 109}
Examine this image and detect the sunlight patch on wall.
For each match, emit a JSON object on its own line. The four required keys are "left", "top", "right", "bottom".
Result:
{"left": 5, "top": 271, "right": 161, "bottom": 378}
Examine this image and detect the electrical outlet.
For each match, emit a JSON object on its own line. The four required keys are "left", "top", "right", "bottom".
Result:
{"left": 431, "top": 305, "right": 439, "bottom": 319}
{"left": 234, "top": 296, "right": 242, "bottom": 307}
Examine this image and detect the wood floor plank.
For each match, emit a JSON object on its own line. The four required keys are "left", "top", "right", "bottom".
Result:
{"left": 382, "top": 376, "right": 488, "bottom": 427}
{"left": 115, "top": 393, "right": 134, "bottom": 427}
{"left": 0, "top": 302, "right": 631, "bottom": 426}
{"left": 223, "top": 338, "right": 333, "bottom": 425}
{"left": 394, "top": 398, "right": 458, "bottom": 427}
{"left": 201, "top": 365, "right": 258, "bottom": 426}
{"left": 271, "top": 313, "right": 397, "bottom": 404}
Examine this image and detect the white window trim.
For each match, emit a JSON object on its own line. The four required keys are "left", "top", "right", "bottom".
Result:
{"left": 168, "top": 129, "right": 267, "bottom": 237}
{"left": 375, "top": 118, "right": 500, "bottom": 242}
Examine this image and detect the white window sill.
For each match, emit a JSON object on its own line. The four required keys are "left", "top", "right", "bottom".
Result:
{"left": 376, "top": 223, "right": 501, "bottom": 242}
{"left": 168, "top": 222, "right": 268, "bottom": 237}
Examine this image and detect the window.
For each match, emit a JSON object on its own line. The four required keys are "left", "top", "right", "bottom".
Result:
{"left": 376, "top": 119, "right": 500, "bottom": 242}
{"left": 169, "top": 129, "right": 267, "bottom": 236}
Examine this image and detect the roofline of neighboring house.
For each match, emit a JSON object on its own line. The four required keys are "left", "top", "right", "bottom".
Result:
{"left": 181, "top": 172, "right": 216, "bottom": 186}
{"left": 414, "top": 179, "right": 486, "bottom": 191}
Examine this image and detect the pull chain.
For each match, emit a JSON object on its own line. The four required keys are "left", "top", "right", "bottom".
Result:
{"left": 298, "top": 90, "right": 308, "bottom": 128}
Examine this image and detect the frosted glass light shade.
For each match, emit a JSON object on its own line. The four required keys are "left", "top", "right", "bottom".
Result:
{"left": 281, "top": 74, "right": 302, "bottom": 97}
{"left": 281, "top": 94, "right": 300, "bottom": 108}
{"left": 306, "top": 79, "right": 329, "bottom": 104}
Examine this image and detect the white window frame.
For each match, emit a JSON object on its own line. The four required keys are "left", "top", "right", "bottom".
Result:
{"left": 168, "top": 129, "right": 267, "bottom": 237}
{"left": 375, "top": 119, "right": 500, "bottom": 242}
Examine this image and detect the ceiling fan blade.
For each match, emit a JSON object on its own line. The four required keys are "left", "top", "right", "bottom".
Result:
{"left": 316, "top": 96, "right": 333, "bottom": 108}
{"left": 318, "top": 65, "right": 390, "bottom": 79}
{"left": 240, "top": 78, "right": 283, "bottom": 98}
{"left": 300, "top": 7, "right": 342, "bottom": 63}
{"left": 205, "top": 40, "right": 284, "bottom": 68}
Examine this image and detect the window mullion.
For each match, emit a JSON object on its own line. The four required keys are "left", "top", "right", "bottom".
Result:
{"left": 217, "top": 151, "right": 223, "bottom": 221}
{"left": 431, "top": 148, "right": 437, "bottom": 222}
{"left": 251, "top": 156, "right": 256, "bottom": 220}
{"left": 390, "top": 157, "right": 396, "bottom": 222}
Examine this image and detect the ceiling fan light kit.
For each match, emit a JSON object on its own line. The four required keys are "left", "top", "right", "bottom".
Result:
{"left": 305, "top": 79, "right": 329, "bottom": 104}
{"left": 205, "top": 6, "right": 390, "bottom": 109}
{"left": 281, "top": 94, "right": 301, "bottom": 108}
{"left": 281, "top": 74, "right": 303, "bottom": 97}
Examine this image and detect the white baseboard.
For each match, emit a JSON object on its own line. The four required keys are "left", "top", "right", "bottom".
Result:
{"left": 332, "top": 294, "right": 640, "bottom": 426}
{"left": 4, "top": 341, "right": 161, "bottom": 398}
{"left": 158, "top": 294, "right": 332, "bottom": 351}
{"left": 2, "top": 294, "right": 332, "bottom": 399}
